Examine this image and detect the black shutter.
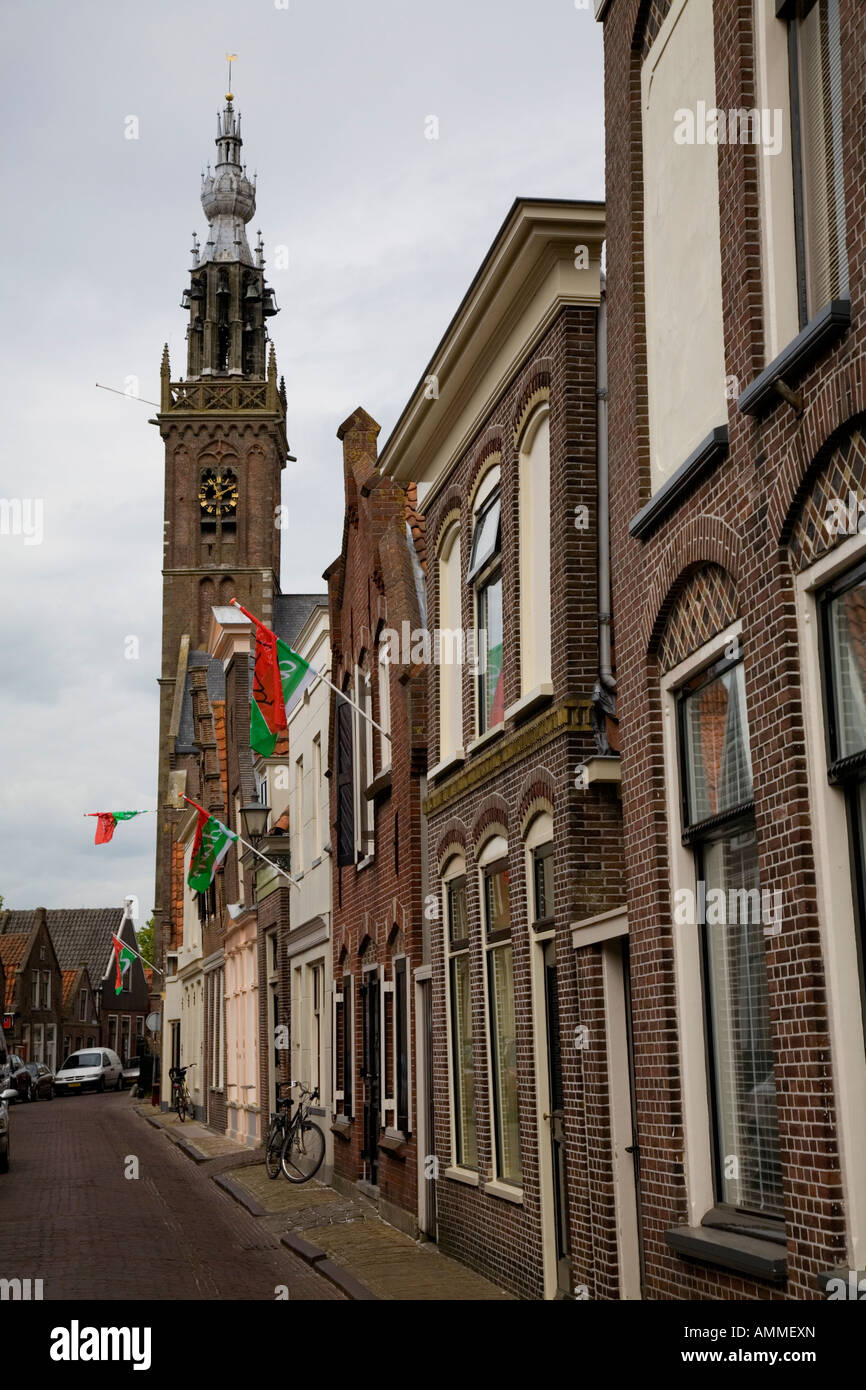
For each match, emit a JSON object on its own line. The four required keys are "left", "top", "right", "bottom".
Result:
{"left": 336, "top": 695, "right": 355, "bottom": 867}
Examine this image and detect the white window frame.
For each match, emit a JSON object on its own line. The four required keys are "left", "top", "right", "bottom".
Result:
{"left": 517, "top": 405, "right": 552, "bottom": 696}
{"left": 795, "top": 529, "right": 866, "bottom": 1268}
{"left": 661, "top": 618, "right": 743, "bottom": 1226}
{"left": 353, "top": 664, "right": 375, "bottom": 863}
{"left": 442, "top": 851, "right": 477, "bottom": 1180}
{"left": 294, "top": 754, "right": 305, "bottom": 874}
{"left": 378, "top": 640, "right": 392, "bottom": 774}
{"left": 437, "top": 521, "right": 464, "bottom": 766}
{"left": 312, "top": 733, "right": 322, "bottom": 859}
{"left": 478, "top": 830, "right": 522, "bottom": 1196}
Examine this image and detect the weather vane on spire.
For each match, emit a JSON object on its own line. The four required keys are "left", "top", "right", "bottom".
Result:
{"left": 226, "top": 51, "right": 237, "bottom": 99}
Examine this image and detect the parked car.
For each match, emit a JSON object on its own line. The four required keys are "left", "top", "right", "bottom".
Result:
{"left": 54, "top": 1049, "right": 124, "bottom": 1095}
{"left": 0, "top": 1055, "right": 19, "bottom": 1171}
{"left": 4, "top": 1055, "right": 33, "bottom": 1104}
{"left": 121, "top": 1056, "right": 140, "bottom": 1089}
{"left": 23, "top": 1062, "right": 55, "bottom": 1101}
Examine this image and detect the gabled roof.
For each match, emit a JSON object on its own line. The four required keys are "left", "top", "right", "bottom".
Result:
{"left": 1, "top": 909, "right": 125, "bottom": 991}
{"left": 61, "top": 968, "right": 82, "bottom": 1009}
{"left": 0, "top": 934, "right": 30, "bottom": 1010}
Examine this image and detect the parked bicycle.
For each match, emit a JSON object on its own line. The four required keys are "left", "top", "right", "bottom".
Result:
{"left": 265, "top": 1081, "right": 325, "bottom": 1183}
{"left": 169, "top": 1063, "right": 195, "bottom": 1123}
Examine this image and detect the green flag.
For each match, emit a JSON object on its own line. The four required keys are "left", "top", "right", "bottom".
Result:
{"left": 188, "top": 808, "right": 238, "bottom": 892}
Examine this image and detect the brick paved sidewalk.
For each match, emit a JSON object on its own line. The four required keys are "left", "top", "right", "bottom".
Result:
{"left": 133, "top": 1100, "right": 514, "bottom": 1299}
{"left": 224, "top": 1162, "right": 515, "bottom": 1301}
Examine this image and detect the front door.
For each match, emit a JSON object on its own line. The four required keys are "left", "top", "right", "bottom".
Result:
{"left": 360, "top": 973, "right": 380, "bottom": 1186}
{"left": 542, "top": 939, "right": 573, "bottom": 1296}
{"left": 418, "top": 977, "right": 437, "bottom": 1239}
{"left": 602, "top": 934, "right": 644, "bottom": 1299}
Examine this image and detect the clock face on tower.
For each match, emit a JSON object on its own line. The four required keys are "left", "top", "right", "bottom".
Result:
{"left": 198, "top": 468, "right": 239, "bottom": 518}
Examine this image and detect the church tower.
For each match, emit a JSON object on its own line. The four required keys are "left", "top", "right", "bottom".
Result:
{"left": 151, "top": 89, "right": 288, "bottom": 979}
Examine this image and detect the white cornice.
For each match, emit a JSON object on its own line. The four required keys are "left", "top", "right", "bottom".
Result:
{"left": 378, "top": 198, "right": 604, "bottom": 496}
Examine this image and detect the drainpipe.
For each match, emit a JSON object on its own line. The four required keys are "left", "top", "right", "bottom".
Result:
{"left": 597, "top": 271, "right": 614, "bottom": 694}
{"left": 593, "top": 270, "right": 616, "bottom": 754}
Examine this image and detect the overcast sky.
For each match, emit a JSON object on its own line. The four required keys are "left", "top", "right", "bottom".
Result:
{"left": 0, "top": 0, "right": 604, "bottom": 921}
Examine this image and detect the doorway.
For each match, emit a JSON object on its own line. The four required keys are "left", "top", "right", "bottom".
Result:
{"left": 360, "top": 971, "right": 380, "bottom": 1187}
{"left": 416, "top": 973, "right": 437, "bottom": 1239}
{"left": 541, "top": 938, "right": 573, "bottom": 1297}
{"left": 602, "top": 934, "right": 644, "bottom": 1298}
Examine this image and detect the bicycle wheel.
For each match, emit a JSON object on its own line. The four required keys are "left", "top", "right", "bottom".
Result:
{"left": 177, "top": 1089, "right": 186, "bottom": 1123}
{"left": 265, "top": 1119, "right": 284, "bottom": 1179}
{"left": 281, "top": 1120, "right": 325, "bottom": 1183}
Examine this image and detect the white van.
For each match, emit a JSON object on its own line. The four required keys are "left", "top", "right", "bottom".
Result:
{"left": 55, "top": 1048, "right": 124, "bottom": 1095}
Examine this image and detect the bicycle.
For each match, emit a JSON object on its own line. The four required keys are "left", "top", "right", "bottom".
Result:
{"left": 169, "top": 1063, "right": 195, "bottom": 1123}
{"left": 265, "top": 1081, "right": 325, "bottom": 1183}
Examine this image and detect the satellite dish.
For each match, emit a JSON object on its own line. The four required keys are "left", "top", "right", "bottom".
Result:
{"left": 145, "top": 1012, "right": 161, "bottom": 1034}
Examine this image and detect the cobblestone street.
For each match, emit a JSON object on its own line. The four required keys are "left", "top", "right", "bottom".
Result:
{"left": 0, "top": 1092, "right": 343, "bottom": 1301}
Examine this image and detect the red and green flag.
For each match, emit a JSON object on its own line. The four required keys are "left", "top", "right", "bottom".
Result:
{"left": 231, "top": 600, "right": 315, "bottom": 756}
{"left": 87, "top": 811, "right": 147, "bottom": 844}
{"left": 187, "top": 808, "right": 238, "bottom": 892}
{"left": 111, "top": 932, "right": 137, "bottom": 993}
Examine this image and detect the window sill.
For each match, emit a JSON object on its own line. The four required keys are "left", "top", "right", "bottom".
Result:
{"left": 331, "top": 1116, "right": 353, "bottom": 1140}
{"left": 738, "top": 299, "right": 851, "bottom": 415}
{"left": 483, "top": 1178, "right": 524, "bottom": 1205}
{"left": 444, "top": 1166, "right": 480, "bottom": 1187}
{"left": 504, "top": 684, "right": 554, "bottom": 725}
{"left": 378, "top": 1130, "right": 407, "bottom": 1155}
{"left": 629, "top": 426, "right": 729, "bottom": 541}
{"left": 356, "top": 854, "right": 375, "bottom": 873}
{"left": 429, "top": 748, "right": 466, "bottom": 783}
{"left": 664, "top": 1223, "right": 787, "bottom": 1283}
{"left": 466, "top": 723, "right": 506, "bottom": 758}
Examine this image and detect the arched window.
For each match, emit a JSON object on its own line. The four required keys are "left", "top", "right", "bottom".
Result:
{"left": 518, "top": 406, "right": 551, "bottom": 694}
{"left": 442, "top": 851, "right": 476, "bottom": 1169}
{"left": 437, "top": 522, "right": 463, "bottom": 761}
{"left": 469, "top": 467, "right": 504, "bottom": 734}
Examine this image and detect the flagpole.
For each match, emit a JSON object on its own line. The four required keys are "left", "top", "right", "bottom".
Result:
{"left": 182, "top": 795, "right": 300, "bottom": 891}
{"left": 116, "top": 937, "right": 165, "bottom": 978}
{"left": 229, "top": 597, "right": 392, "bottom": 742}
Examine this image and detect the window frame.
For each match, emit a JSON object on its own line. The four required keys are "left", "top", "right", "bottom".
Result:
{"left": 676, "top": 652, "right": 784, "bottom": 1227}
{"left": 819, "top": 562, "right": 866, "bottom": 1040}
{"left": 481, "top": 853, "right": 522, "bottom": 1188}
{"left": 531, "top": 841, "right": 555, "bottom": 932}
{"left": 443, "top": 862, "right": 477, "bottom": 1171}
{"left": 779, "top": 0, "right": 849, "bottom": 328}
{"left": 335, "top": 687, "right": 355, "bottom": 868}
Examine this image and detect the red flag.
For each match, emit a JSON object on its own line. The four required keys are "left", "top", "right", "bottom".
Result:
{"left": 90, "top": 813, "right": 117, "bottom": 844}
{"left": 247, "top": 612, "right": 286, "bottom": 743}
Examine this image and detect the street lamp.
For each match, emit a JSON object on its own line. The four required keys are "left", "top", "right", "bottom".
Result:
{"left": 240, "top": 801, "right": 270, "bottom": 843}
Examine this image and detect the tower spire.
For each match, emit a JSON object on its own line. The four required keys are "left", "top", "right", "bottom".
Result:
{"left": 180, "top": 87, "right": 280, "bottom": 380}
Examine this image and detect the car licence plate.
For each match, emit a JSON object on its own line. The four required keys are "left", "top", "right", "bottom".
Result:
{"left": 68, "top": 1082, "right": 80, "bottom": 1089}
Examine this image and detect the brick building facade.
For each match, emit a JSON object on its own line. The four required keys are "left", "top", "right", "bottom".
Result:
{"left": 379, "top": 199, "right": 630, "bottom": 1299}
{"left": 325, "top": 408, "right": 430, "bottom": 1236}
{"left": 598, "top": 0, "right": 866, "bottom": 1296}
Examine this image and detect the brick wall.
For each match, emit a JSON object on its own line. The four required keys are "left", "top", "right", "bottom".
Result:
{"left": 601, "top": 0, "right": 866, "bottom": 1298}
{"left": 421, "top": 310, "right": 626, "bottom": 1299}
{"left": 326, "top": 408, "right": 428, "bottom": 1230}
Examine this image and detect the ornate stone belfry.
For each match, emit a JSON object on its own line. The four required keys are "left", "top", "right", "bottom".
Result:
{"left": 151, "top": 90, "right": 288, "bottom": 991}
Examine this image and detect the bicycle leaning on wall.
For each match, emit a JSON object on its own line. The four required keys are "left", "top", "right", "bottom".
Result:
{"left": 265, "top": 1080, "right": 325, "bottom": 1183}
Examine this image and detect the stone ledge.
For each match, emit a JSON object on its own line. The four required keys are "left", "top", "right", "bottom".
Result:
{"left": 664, "top": 1224, "right": 787, "bottom": 1283}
